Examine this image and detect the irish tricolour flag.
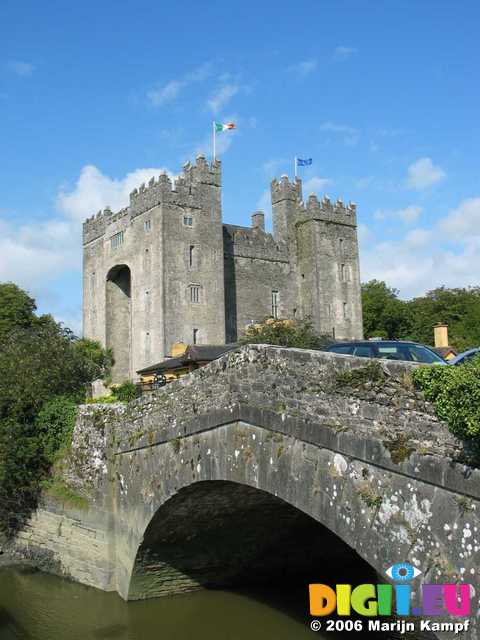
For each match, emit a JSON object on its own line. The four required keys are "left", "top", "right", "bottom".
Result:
{"left": 212, "top": 122, "right": 236, "bottom": 159}
{"left": 214, "top": 122, "right": 235, "bottom": 132}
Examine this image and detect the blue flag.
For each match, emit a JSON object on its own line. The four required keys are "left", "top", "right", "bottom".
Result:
{"left": 297, "top": 158, "right": 312, "bottom": 166}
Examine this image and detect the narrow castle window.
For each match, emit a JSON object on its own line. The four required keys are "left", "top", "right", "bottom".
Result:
{"left": 339, "top": 238, "right": 344, "bottom": 255}
{"left": 190, "top": 285, "right": 201, "bottom": 303}
{"left": 183, "top": 215, "right": 193, "bottom": 227}
{"left": 110, "top": 231, "right": 124, "bottom": 250}
{"left": 189, "top": 245, "right": 195, "bottom": 268}
{"left": 343, "top": 302, "right": 348, "bottom": 319}
{"left": 144, "top": 219, "right": 151, "bottom": 232}
{"left": 271, "top": 290, "right": 279, "bottom": 319}
{"left": 341, "top": 264, "right": 347, "bottom": 282}
{"left": 193, "top": 328, "right": 199, "bottom": 344}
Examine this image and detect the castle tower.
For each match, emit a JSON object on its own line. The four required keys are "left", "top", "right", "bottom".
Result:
{"left": 83, "top": 156, "right": 225, "bottom": 383}
{"left": 271, "top": 175, "right": 302, "bottom": 244}
{"left": 295, "top": 191, "right": 363, "bottom": 340}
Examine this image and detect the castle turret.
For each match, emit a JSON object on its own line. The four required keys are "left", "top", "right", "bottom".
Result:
{"left": 270, "top": 175, "right": 302, "bottom": 243}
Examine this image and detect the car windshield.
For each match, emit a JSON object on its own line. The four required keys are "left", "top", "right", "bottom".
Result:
{"left": 329, "top": 342, "right": 446, "bottom": 364}
{"left": 405, "top": 344, "right": 445, "bottom": 364}
{"left": 375, "top": 343, "right": 445, "bottom": 364}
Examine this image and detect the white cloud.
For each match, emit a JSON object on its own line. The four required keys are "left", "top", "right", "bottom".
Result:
{"left": 57, "top": 165, "right": 171, "bottom": 222}
{"left": 374, "top": 205, "right": 423, "bottom": 224}
{"left": 0, "top": 216, "right": 79, "bottom": 292}
{"left": 147, "top": 63, "right": 211, "bottom": 107}
{"left": 262, "top": 158, "right": 287, "bottom": 177}
{"left": 439, "top": 197, "right": 480, "bottom": 241}
{"left": 320, "top": 121, "right": 359, "bottom": 146}
{"left": 0, "top": 165, "right": 172, "bottom": 329}
{"left": 404, "top": 228, "right": 432, "bottom": 247}
{"left": 147, "top": 80, "right": 183, "bottom": 107}
{"left": 207, "top": 84, "right": 240, "bottom": 114}
{"left": 288, "top": 58, "right": 317, "bottom": 77}
{"left": 355, "top": 176, "right": 375, "bottom": 190}
{"left": 406, "top": 157, "right": 446, "bottom": 190}
{"left": 205, "top": 76, "right": 251, "bottom": 115}
{"left": 360, "top": 196, "right": 480, "bottom": 297}
{"left": 7, "top": 60, "right": 34, "bottom": 76}
{"left": 303, "top": 176, "right": 334, "bottom": 195}
{"left": 333, "top": 46, "right": 357, "bottom": 61}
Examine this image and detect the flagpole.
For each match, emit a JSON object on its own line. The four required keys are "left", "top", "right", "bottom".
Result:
{"left": 294, "top": 156, "right": 297, "bottom": 179}
{"left": 212, "top": 122, "right": 216, "bottom": 162}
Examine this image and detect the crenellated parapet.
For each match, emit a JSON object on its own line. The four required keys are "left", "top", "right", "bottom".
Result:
{"left": 270, "top": 175, "right": 302, "bottom": 205}
{"left": 83, "top": 156, "right": 221, "bottom": 244}
{"left": 270, "top": 175, "right": 357, "bottom": 229}
{"left": 223, "top": 223, "right": 289, "bottom": 262}
{"left": 303, "top": 193, "right": 357, "bottom": 226}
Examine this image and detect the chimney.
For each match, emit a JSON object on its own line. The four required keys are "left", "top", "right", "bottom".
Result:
{"left": 251, "top": 211, "right": 265, "bottom": 231}
{"left": 434, "top": 324, "right": 449, "bottom": 348}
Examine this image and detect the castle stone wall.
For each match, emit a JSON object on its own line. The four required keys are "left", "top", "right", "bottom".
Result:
{"left": 83, "top": 157, "right": 364, "bottom": 381}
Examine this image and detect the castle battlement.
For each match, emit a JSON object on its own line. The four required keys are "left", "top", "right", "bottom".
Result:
{"left": 303, "top": 193, "right": 357, "bottom": 226}
{"left": 271, "top": 175, "right": 302, "bottom": 204}
{"left": 83, "top": 156, "right": 221, "bottom": 245}
{"left": 270, "top": 174, "right": 357, "bottom": 229}
{"left": 223, "top": 223, "right": 289, "bottom": 262}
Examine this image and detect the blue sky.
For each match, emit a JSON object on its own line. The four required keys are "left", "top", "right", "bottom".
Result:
{"left": 1, "top": 0, "right": 479, "bottom": 333}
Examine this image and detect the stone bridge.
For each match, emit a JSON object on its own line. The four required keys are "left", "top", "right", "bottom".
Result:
{"left": 13, "top": 345, "right": 480, "bottom": 636}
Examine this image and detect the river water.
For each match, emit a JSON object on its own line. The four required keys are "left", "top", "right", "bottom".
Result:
{"left": 0, "top": 566, "right": 319, "bottom": 640}
{"left": 0, "top": 566, "right": 430, "bottom": 640}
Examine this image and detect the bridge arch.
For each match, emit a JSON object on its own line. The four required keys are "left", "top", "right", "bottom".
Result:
{"left": 127, "top": 479, "right": 377, "bottom": 601}
{"left": 106, "top": 264, "right": 132, "bottom": 383}
{"left": 114, "top": 420, "right": 434, "bottom": 604}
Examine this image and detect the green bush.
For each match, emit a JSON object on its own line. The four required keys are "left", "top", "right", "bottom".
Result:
{"left": 413, "top": 356, "right": 480, "bottom": 441}
{"left": 35, "top": 397, "right": 77, "bottom": 464}
{"left": 240, "top": 317, "right": 331, "bottom": 350}
{"left": 114, "top": 381, "right": 137, "bottom": 402}
{"left": 85, "top": 381, "right": 137, "bottom": 404}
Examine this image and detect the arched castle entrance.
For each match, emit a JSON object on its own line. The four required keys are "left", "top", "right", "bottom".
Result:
{"left": 106, "top": 264, "right": 132, "bottom": 383}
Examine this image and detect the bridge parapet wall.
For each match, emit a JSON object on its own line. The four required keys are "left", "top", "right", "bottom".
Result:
{"left": 63, "top": 344, "right": 478, "bottom": 508}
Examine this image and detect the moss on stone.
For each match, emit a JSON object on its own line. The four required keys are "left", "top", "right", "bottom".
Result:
{"left": 383, "top": 433, "right": 415, "bottom": 464}
{"left": 170, "top": 437, "right": 182, "bottom": 454}
{"left": 44, "top": 479, "right": 89, "bottom": 511}
{"left": 456, "top": 495, "right": 474, "bottom": 516}
{"left": 357, "top": 483, "right": 383, "bottom": 509}
{"left": 335, "top": 362, "right": 386, "bottom": 389}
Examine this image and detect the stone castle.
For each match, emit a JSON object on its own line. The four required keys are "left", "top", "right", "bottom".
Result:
{"left": 83, "top": 156, "right": 363, "bottom": 382}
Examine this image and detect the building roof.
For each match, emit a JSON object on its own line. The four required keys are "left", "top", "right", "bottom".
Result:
{"left": 137, "top": 344, "right": 239, "bottom": 375}
{"left": 432, "top": 346, "right": 458, "bottom": 358}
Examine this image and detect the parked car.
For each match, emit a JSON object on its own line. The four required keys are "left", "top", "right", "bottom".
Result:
{"left": 325, "top": 340, "right": 447, "bottom": 365}
{"left": 450, "top": 347, "right": 480, "bottom": 366}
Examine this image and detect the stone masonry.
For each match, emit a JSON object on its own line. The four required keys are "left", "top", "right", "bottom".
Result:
{"left": 11, "top": 346, "right": 480, "bottom": 638}
{"left": 83, "top": 157, "right": 363, "bottom": 382}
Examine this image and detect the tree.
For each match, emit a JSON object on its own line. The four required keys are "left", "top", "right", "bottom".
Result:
{"left": 406, "top": 287, "right": 480, "bottom": 352}
{"left": 0, "top": 283, "right": 37, "bottom": 339}
{"left": 361, "top": 280, "right": 410, "bottom": 339}
{"left": 0, "top": 282, "right": 112, "bottom": 536}
{"left": 240, "top": 318, "right": 330, "bottom": 349}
